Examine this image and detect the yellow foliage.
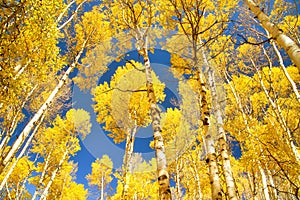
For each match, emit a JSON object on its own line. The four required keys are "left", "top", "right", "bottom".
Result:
{"left": 93, "top": 61, "right": 165, "bottom": 143}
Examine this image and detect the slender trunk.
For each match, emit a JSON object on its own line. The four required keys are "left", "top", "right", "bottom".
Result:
{"left": 0, "top": 39, "right": 88, "bottom": 175}
{"left": 208, "top": 69, "right": 238, "bottom": 200}
{"left": 13, "top": 59, "right": 31, "bottom": 80}
{"left": 0, "top": 114, "right": 44, "bottom": 191}
{"left": 59, "top": 174, "right": 68, "bottom": 200}
{"left": 267, "top": 35, "right": 300, "bottom": 103}
{"left": 100, "top": 171, "right": 104, "bottom": 200}
{"left": 137, "top": 33, "right": 171, "bottom": 199}
{"left": 262, "top": 30, "right": 300, "bottom": 102}
{"left": 247, "top": 172, "right": 259, "bottom": 200}
{"left": 39, "top": 150, "right": 68, "bottom": 200}
{"left": 188, "top": 153, "right": 202, "bottom": 200}
{"left": 267, "top": 169, "right": 279, "bottom": 199}
{"left": 252, "top": 59, "right": 300, "bottom": 161}
{"left": 259, "top": 165, "right": 271, "bottom": 200}
{"left": 175, "top": 158, "right": 183, "bottom": 200}
{"left": 206, "top": 138, "right": 222, "bottom": 200}
{"left": 122, "top": 124, "right": 137, "bottom": 200}
{"left": 195, "top": 43, "right": 222, "bottom": 200}
{"left": 195, "top": 69, "right": 222, "bottom": 200}
{"left": 32, "top": 151, "right": 53, "bottom": 200}
{"left": 5, "top": 181, "right": 12, "bottom": 200}
{"left": 56, "top": 0, "right": 76, "bottom": 23}
{"left": 58, "top": 0, "right": 87, "bottom": 30}
{"left": 245, "top": 0, "right": 300, "bottom": 71}
{"left": 0, "top": 85, "right": 37, "bottom": 157}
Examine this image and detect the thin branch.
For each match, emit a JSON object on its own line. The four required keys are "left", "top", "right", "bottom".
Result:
{"left": 237, "top": 33, "right": 272, "bottom": 45}
{"left": 125, "top": 59, "right": 145, "bottom": 72}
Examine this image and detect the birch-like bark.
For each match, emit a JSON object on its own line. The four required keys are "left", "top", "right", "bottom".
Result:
{"left": 194, "top": 43, "right": 221, "bottom": 200}
{"left": 247, "top": 172, "right": 259, "bottom": 200}
{"left": 266, "top": 35, "right": 300, "bottom": 103}
{"left": 208, "top": 69, "right": 238, "bottom": 200}
{"left": 0, "top": 85, "right": 37, "bottom": 157}
{"left": 258, "top": 165, "right": 271, "bottom": 200}
{"left": 56, "top": 0, "right": 76, "bottom": 23}
{"left": 137, "top": 32, "right": 171, "bottom": 199}
{"left": 0, "top": 114, "right": 44, "bottom": 191}
{"left": 122, "top": 124, "right": 137, "bottom": 199}
{"left": 245, "top": 0, "right": 300, "bottom": 71}
{"left": 0, "top": 38, "right": 88, "bottom": 174}
{"left": 31, "top": 150, "right": 53, "bottom": 200}
{"left": 58, "top": 0, "right": 87, "bottom": 30}
{"left": 5, "top": 181, "right": 12, "bottom": 200}
{"left": 175, "top": 157, "right": 183, "bottom": 200}
{"left": 100, "top": 171, "right": 104, "bottom": 200}
{"left": 193, "top": 62, "right": 222, "bottom": 200}
{"left": 252, "top": 59, "right": 300, "bottom": 161}
{"left": 188, "top": 153, "right": 202, "bottom": 200}
{"left": 39, "top": 150, "right": 68, "bottom": 200}
{"left": 266, "top": 169, "right": 279, "bottom": 199}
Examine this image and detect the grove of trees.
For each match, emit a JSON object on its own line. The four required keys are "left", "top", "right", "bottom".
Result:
{"left": 0, "top": 0, "right": 299, "bottom": 199}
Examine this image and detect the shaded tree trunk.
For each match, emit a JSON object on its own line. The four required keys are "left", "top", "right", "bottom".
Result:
{"left": 259, "top": 165, "right": 270, "bottom": 200}
{"left": 194, "top": 43, "right": 222, "bottom": 200}
{"left": 208, "top": 69, "right": 238, "bottom": 200}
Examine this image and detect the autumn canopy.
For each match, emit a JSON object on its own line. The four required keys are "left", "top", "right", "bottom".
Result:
{"left": 0, "top": 0, "right": 300, "bottom": 199}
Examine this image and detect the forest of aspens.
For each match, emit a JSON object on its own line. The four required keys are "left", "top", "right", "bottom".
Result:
{"left": 1, "top": 0, "right": 300, "bottom": 199}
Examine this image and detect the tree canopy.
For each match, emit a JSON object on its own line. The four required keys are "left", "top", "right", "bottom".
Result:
{"left": 0, "top": 0, "right": 299, "bottom": 199}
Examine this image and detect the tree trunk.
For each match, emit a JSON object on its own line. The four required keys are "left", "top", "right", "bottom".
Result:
{"left": 245, "top": 0, "right": 300, "bottom": 71}
{"left": 267, "top": 169, "right": 279, "bottom": 199}
{"left": 100, "top": 171, "right": 104, "bottom": 200}
{"left": 267, "top": 34, "right": 300, "bottom": 103}
{"left": 137, "top": 32, "right": 171, "bottom": 199}
{"left": 252, "top": 59, "right": 300, "bottom": 161}
{"left": 188, "top": 153, "right": 202, "bottom": 200}
{"left": 122, "top": 124, "right": 137, "bottom": 199}
{"left": 0, "top": 85, "right": 37, "bottom": 157}
{"left": 175, "top": 158, "right": 183, "bottom": 200}
{"left": 0, "top": 114, "right": 44, "bottom": 191}
{"left": 39, "top": 150, "right": 68, "bottom": 200}
{"left": 206, "top": 138, "right": 222, "bottom": 200}
{"left": 208, "top": 69, "right": 238, "bottom": 200}
{"left": 0, "top": 39, "right": 88, "bottom": 175}
{"left": 259, "top": 165, "right": 271, "bottom": 200}
{"left": 195, "top": 44, "right": 222, "bottom": 200}
{"left": 32, "top": 150, "right": 53, "bottom": 200}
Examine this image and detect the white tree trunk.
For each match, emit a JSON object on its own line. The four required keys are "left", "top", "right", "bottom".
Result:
{"left": 100, "top": 171, "right": 104, "bottom": 200}
{"left": 246, "top": 0, "right": 300, "bottom": 71}
{"left": 253, "top": 59, "right": 300, "bottom": 161}
{"left": 0, "top": 85, "right": 37, "bottom": 157}
{"left": 136, "top": 30, "right": 172, "bottom": 200}
{"left": 208, "top": 69, "right": 238, "bottom": 200}
{"left": 39, "top": 150, "right": 68, "bottom": 200}
{"left": 0, "top": 39, "right": 87, "bottom": 174}
{"left": 259, "top": 165, "right": 270, "bottom": 200}
{"left": 32, "top": 150, "right": 53, "bottom": 200}
{"left": 122, "top": 125, "right": 137, "bottom": 199}
{"left": 0, "top": 114, "right": 44, "bottom": 191}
